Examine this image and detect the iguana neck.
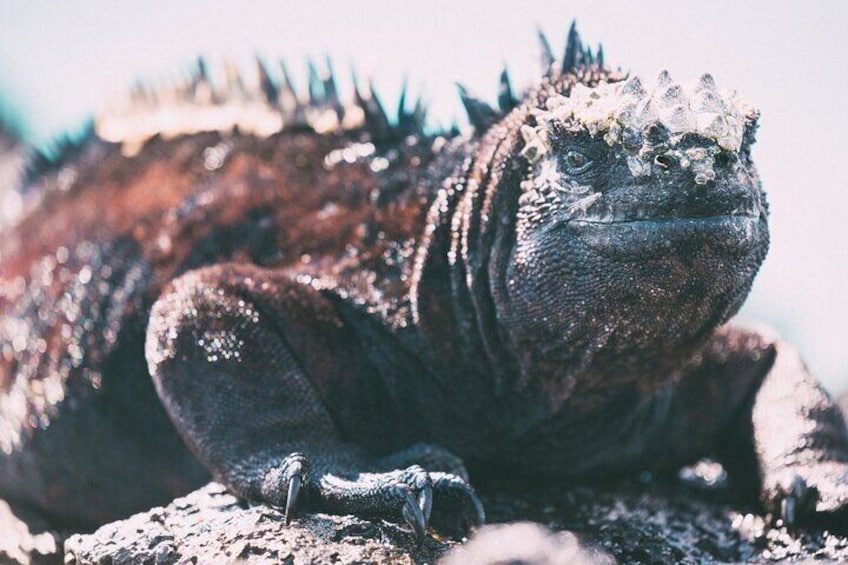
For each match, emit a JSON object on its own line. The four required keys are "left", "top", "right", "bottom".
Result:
{"left": 410, "top": 119, "right": 523, "bottom": 396}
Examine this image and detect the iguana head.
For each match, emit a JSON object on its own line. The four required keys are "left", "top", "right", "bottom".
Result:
{"left": 491, "top": 50, "right": 769, "bottom": 362}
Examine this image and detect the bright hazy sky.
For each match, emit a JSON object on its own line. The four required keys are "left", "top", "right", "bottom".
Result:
{"left": 1, "top": 1, "right": 847, "bottom": 391}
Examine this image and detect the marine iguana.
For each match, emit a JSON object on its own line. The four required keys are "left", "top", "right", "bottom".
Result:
{"left": 1, "top": 23, "right": 847, "bottom": 546}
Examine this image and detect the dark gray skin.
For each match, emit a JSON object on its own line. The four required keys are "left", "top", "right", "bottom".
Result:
{"left": 1, "top": 27, "right": 847, "bottom": 544}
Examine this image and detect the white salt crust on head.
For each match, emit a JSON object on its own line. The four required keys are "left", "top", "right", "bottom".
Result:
{"left": 519, "top": 71, "right": 758, "bottom": 185}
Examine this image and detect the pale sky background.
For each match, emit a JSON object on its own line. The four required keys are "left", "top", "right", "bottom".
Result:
{"left": 1, "top": 1, "right": 846, "bottom": 392}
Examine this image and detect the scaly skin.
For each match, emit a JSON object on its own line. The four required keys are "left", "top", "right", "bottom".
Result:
{"left": 1, "top": 25, "right": 846, "bottom": 543}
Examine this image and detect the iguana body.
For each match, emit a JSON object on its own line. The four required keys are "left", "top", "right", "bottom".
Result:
{"left": 1, "top": 25, "right": 847, "bottom": 544}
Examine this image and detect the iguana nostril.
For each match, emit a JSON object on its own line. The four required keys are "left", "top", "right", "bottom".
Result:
{"left": 654, "top": 154, "right": 676, "bottom": 170}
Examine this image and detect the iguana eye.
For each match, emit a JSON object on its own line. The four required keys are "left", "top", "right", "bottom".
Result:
{"left": 563, "top": 149, "right": 593, "bottom": 174}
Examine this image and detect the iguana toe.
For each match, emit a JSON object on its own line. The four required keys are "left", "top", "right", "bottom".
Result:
{"left": 418, "top": 480, "right": 434, "bottom": 523}
{"left": 765, "top": 464, "right": 848, "bottom": 531}
{"left": 429, "top": 472, "right": 486, "bottom": 535}
{"left": 765, "top": 470, "right": 813, "bottom": 529}
{"left": 399, "top": 484, "right": 427, "bottom": 543}
{"left": 284, "top": 468, "right": 303, "bottom": 524}
{"left": 260, "top": 453, "right": 310, "bottom": 524}
{"left": 314, "top": 468, "right": 432, "bottom": 539}
{"left": 784, "top": 474, "right": 808, "bottom": 527}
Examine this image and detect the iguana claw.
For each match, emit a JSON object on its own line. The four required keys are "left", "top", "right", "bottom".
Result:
{"left": 418, "top": 482, "right": 433, "bottom": 523}
{"left": 781, "top": 494, "right": 796, "bottom": 527}
{"left": 468, "top": 490, "right": 486, "bottom": 528}
{"left": 427, "top": 472, "right": 485, "bottom": 534}
{"left": 771, "top": 472, "right": 810, "bottom": 528}
{"left": 401, "top": 487, "right": 427, "bottom": 542}
{"left": 261, "top": 454, "right": 309, "bottom": 524}
{"left": 284, "top": 471, "right": 302, "bottom": 524}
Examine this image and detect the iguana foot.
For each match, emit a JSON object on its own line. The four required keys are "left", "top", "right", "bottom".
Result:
{"left": 262, "top": 452, "right": 483, "bottom": 542}
{"left": 375, "top": 443, "right": 485, "bottom": 535}
{"left": 426, "top": 471, "right": 486, "bottom": 535}
{"left": 147, "top": 272, "right": 484, "bottom": 542}
{"left": 765, "top": 464, "right": 848, "bottom": 530}
{"left": 261, "top": 453, "right": 309, "bottom": 524}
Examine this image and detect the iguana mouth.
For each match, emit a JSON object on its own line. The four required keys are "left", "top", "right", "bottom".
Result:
{"left": 565, "top": 213, "right": 761, "bottom": 259}
{"left": 569, "top": 210, "right": 759, "bottom": 226}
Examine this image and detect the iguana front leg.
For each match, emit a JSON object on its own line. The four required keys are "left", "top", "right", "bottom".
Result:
{"left": 145, "top": 263, "right": 482, "bottom": 541}
{"left": 725, "top": 330, "right": 848, "bottom": 527}
{"left": 653, "top": 325, "right": 848, "bottom": 529}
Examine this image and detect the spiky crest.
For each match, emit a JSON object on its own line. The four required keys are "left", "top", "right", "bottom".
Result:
{"left": 536, "top": 29, "right": 556, "bottom": 72}
{"left": 396, "top": 80, "right": 428, "bottom": 137}
{"left": 458, "top": 21, "right": 610, "bottom": 135}
{"left": 256, "top": 58, "right": 278, "bottom": 105}
{"left": 536, "top": 21, "right": 606, "bottom": 78}
{"left": 498, "top": 68, "right": 518, "bottom": 113}
{"left": 0, "top": 102, "right": 26, "bottom": 147}
{"left": 34, "top": 23, "right": 611, "bottom": 176}
{"left": 23, "top": 120, "right": 95, "bottom": 187}
{"left": 457, "top": 84, "right": 501, "bottom": 134}
{"left": 562, "top": 21, "right": 583, "bottom": 73}
{"left": 351, "top": 71, "right": 392, "bottom": 140}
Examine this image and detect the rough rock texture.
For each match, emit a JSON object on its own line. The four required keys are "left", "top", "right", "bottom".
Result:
{"left": 60, "top": 470, "right": 848, "bottom": 565}
{"left": 480, "top": 473, "right": 848, "bottom": 563}
{"left": 62, "top": 483, "right": 444, "bottom": 565}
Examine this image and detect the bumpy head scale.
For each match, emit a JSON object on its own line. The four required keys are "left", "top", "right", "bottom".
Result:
{"left": 521, "top": 71, "right": 759, "bottom": 184}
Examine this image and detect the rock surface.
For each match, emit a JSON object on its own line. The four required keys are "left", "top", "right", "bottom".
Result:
{"left": 58, "top": 468, "right": 848, "bottom": 565}
{"left": 63, "top": 483, "right": 444, "bottom": 565}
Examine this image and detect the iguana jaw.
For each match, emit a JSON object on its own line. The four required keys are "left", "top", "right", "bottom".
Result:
{"left": 564, "top": 214, "right": 760, "bottom": 259}
{"left": 552, "top": 177, "right": 763, "bottom": 259}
